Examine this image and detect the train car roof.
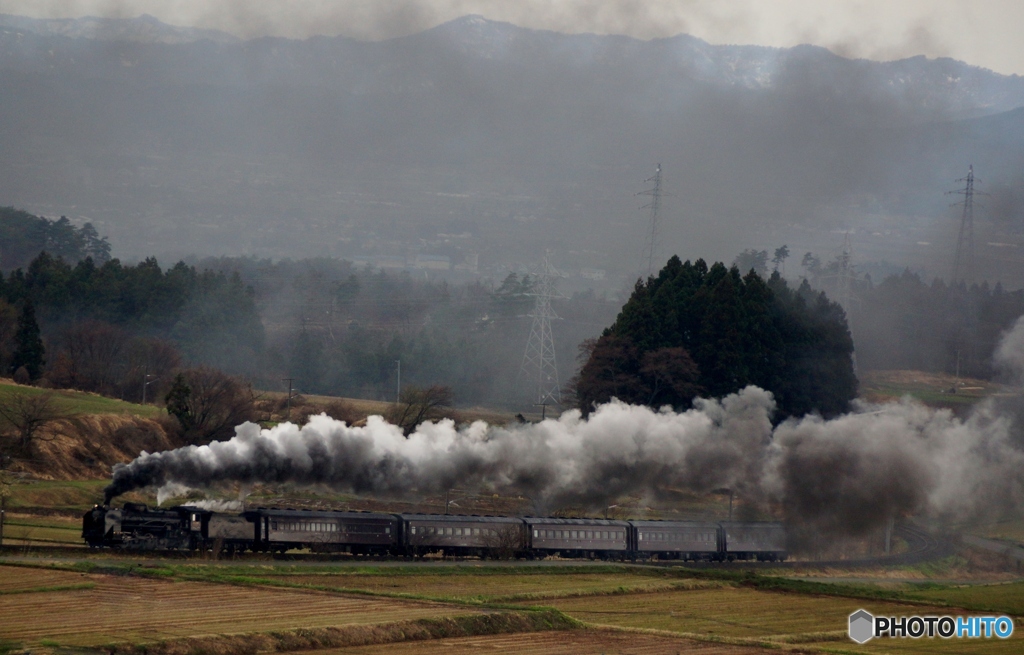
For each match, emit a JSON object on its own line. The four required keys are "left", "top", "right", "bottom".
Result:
{"left": 246, "top": 508, "right": 397, "bottom": 520}
{"left": 522, "top": 517, "right": 631, "bottom": 527}
{"left": 719, "top": 521, "right": 784, "bottom": 528}
{"left": 397, "top": 513, "right": 523, "bottom": 524}
{"left": 629, "top": 520, "right": 720, "bottom": 528}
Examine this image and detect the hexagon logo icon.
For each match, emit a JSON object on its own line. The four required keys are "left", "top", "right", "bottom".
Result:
{"left": 849, "top": 609, "right": 874, "bottom": 644}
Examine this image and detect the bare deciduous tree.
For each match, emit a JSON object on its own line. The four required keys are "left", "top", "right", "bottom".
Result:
{"left": 0, "top": 391, "right": 67, "bottom": 452}
{"left": 165, "top": 367, "right": 256, "bottom": 445}
{"left": 387, "top": 385, "right": 455, "bottom": 436}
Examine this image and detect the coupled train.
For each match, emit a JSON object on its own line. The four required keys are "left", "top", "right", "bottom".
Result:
{"left": 82, "top": 503, "right": 787, "bottom": 562}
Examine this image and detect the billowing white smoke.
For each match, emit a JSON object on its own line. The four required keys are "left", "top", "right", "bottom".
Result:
{"left": 108, "top": 319, "right": 1024, "bottom": 546}
{"left": 108, "top": 386, "right": 776, "bottom": 510}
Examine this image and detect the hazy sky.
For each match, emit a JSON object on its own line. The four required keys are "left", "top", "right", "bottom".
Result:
{"left": 2, "top": 1, "right": 1023, "bottom": 75}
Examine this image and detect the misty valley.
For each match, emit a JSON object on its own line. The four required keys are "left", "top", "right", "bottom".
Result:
{"left": 2, "top": 9, "right": 1024, "bottom": 655}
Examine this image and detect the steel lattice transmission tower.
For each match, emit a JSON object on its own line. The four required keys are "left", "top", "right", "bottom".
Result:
{"left": 949, "top": 165, "right": 977, "bottom": 285}
{"left": 518, "top": 260, "right": 561, "bottom": 406}
{"left": 833, "top": 232, "right": 856, "bottom": 314}
{"left": 828, "top": 231, "right": 859, "bottom": 375}
{"left": 637, "top": 163, "right": 663, "bottom": 276}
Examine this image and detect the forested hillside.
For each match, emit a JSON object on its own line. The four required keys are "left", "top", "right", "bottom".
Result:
{"left": 0, "top": 206, "right": 110, "bottom": 270}
{"left": 574, "top": 256, "right": 857, "bottom": 419}
{"left": 846, "top": 271, "right": 1024, "bottom": 380}
{"left": 0, "top": 242, "right": 618, "bottom": 408}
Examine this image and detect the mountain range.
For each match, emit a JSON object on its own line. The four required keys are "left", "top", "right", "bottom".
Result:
{"left": 2, "top": 13, "right": 1023, "bottom": 285}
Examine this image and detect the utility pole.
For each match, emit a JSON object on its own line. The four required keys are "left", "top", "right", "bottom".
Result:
{"left": 534, "top": 402, "right": 549, "bottom": 421}
{"left": 282, "top": 378, "right": 295, "bottom": 421}
{"left": 518, "top": 258, "right": 561, "bottom": 407}
{"left": 637, "top": 164, "right": 663, "bottom": 277}
{"left": 395, "top": 360, "right": 401, "bottom": 404}
{"left": 948, "top": 165, "right": 978, "bottom": 285}
{"left": 141, "top": 372, "right": 157, "bottom": 405}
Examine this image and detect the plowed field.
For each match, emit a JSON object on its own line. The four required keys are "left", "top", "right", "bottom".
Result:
{"left": 0, "top": 569, "right": 478, "bottom": 647}
{"left": 304, "top": 630, "right": 773, "bottom": 654}
{"left": 0, "top": 565, "right": 93, "bottom": 592}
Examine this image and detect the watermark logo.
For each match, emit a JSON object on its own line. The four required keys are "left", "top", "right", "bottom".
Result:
{"left": 849, "top": 609, "right": 873, "bottom": 644}
{"left": 849, "top": 609, "right": 1014, "bottom": 643}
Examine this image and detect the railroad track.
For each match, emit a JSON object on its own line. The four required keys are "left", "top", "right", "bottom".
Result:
{"left": 1, "top": 524, "right": 954, "bottom": 568}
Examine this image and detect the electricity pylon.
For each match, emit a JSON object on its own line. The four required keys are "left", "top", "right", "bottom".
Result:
{"left": 637, "top": 164, "right": 663, "bottom": 277}
{"left": 948, "top": 165, "right": 977, "bottom": 285}
{"left": 518, "top": 259, "right": 561, "bottom": 406}
{"left": 833, "top": 231, "right": 856, "bottom": 315}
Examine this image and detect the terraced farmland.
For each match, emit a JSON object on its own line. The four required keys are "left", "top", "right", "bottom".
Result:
{"left": 1, "top": 515, "right": 85, "bottom": 546}
{"left": 533, "top": 587, "right": 1024, "bottom": 654}
{"left": 0, "top": 567, "right": 481, "bottom": 647}
{"left": 0, "top": 565, "right": 94, "bottom": 593}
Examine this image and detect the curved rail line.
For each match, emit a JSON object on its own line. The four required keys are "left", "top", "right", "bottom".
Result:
{"left": 2, "top": 524, "right": 955, "bottom": 568}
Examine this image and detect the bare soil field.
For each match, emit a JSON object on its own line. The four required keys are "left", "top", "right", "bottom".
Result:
{"left": 309, "top": 629, "right": 776, "bottom": 654}
{"left": 0, "top": 565, "right": 481, "bottom": 648}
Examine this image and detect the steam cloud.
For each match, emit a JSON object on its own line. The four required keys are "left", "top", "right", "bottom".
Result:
{"left": 107, "top": 319, "right": 1024, "bottom": 546}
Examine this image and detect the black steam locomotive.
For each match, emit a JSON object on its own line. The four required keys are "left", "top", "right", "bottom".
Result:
{"left": 82, "top": 503, "right": 787, "bottom": 561}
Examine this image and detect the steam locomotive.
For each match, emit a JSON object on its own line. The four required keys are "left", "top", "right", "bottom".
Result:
{"left": 82, "top": 503, "right": 787, "bottom": 561}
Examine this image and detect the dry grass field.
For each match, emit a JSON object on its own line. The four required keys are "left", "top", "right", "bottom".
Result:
{"left": 0, "top": 514, "right": 85, "bottom": 546}
{"left": 0, "top": 565, "right": 482, "bottom": 648}
{"left": 236, "top": 570, "right": 724, "bottom": 602}
{"left": 1, "top": 552, "right": 1023, "bottom": 654}
{"left": 526, "top": 586, "right": 1024, "bottom": 654}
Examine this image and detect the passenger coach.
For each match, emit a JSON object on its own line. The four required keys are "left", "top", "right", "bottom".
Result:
{"left": 632, "top": 520, "right": 720, "bottom": 560}
{"left": 251, "top": 508, "right": 398, "bottom": 554}
{"left": 720, "top": 521, "right": 787, "bottom": 561}
{"left": 524, "top": 517, "right": 630, "bottom": 559}
{"left": 400, "top": 514, "right": 524, "bottom": 557}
